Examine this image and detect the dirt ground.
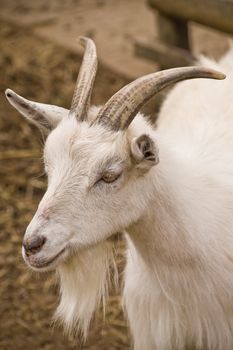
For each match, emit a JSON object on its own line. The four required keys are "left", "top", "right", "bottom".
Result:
{"left": 0, "top": 1, "right": 232, "bottom": 350}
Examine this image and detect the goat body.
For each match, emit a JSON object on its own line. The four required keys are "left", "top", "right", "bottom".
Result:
{"left": 124, "top": 50, "right": 233, "bottom": 349}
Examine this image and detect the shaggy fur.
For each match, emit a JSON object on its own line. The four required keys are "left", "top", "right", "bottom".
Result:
{"left": 55, "top": 241, "right": 116, "bottom": 339}
{"left": 5, "top": 48, "right": 233, "bottom": 350}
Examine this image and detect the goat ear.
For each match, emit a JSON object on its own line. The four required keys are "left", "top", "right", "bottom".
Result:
{"left": 5, "top": 89, "right": 69, "bottom": 134}
{"left": 130, "top": 134, "right": 159, "bottom": 171}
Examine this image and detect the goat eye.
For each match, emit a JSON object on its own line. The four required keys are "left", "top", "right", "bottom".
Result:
{"left": 101, "top": 172, "right": 121, "bottom": 183}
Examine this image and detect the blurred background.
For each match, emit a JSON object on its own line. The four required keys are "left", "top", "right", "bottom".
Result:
{"left": 0, "top": 0, "right": 232, "bottom": 349}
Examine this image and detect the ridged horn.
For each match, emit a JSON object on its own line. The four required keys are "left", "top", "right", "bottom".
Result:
{"left": 69, "top": 37, "right": 97, "bottom": 121}
{"left": 94, "top": 67, "right": 225, "bottom": 131}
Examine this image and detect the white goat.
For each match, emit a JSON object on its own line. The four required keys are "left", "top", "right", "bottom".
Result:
{"left": 5, "top": 37, "right": 233, "bottom": 350}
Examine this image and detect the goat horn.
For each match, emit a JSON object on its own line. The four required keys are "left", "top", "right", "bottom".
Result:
{"left": 69, "top": 37, "right": 98, "bottom": 121}
{"left": 94, "top": 67, "right": 225, "bottom": 131}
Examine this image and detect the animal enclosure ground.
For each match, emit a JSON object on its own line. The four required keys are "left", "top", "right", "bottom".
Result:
{"left": 0, "top": 1, "right": 231, "bottom": 349}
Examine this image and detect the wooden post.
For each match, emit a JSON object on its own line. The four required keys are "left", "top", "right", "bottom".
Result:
{"left": 135, "top": 37, "right": 195, "bottom": 68}
{"left": 136, "top": 0, "right": 233, "bottom": 68}
{"left": 157, "top": 12, "right": 190, "bottom": 50}
{"left": 149, "top": 0, "right": 233, "bottom": 35}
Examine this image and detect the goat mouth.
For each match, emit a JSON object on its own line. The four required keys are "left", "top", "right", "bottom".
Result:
{"left": 26, "top": 247, "right": 67, "bottom": 270}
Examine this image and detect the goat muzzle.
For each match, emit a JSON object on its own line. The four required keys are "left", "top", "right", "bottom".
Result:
{"left": 23, "top": 235, "right": 46, "bottom": 256}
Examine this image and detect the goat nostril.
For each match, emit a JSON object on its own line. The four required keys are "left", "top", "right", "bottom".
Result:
{"left": 23, "top": 236, "right": 46, "bottom": 256}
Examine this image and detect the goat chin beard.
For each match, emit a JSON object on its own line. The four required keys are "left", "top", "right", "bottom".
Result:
{"left": 54, "top": 240, "right": 117, "bottom": 340}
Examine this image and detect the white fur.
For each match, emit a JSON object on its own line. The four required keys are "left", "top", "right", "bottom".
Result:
{"left": 7, "top": 48, "right": 233, "bottom": 349}
{"left": 124, "top": 50, "right": 233, "bottom": 349}
{"left": 55, "top": 240, "right": 116, "bottom": 339}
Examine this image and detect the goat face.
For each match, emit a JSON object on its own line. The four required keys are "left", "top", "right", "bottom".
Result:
{"left": 24, "top": 116, "right": 159, "bottom": 271}
{"left": 5, "top": 37, "right": 224, "bottom": 272}
{"left": 5, "top": 88, "right": 159, "bottom": 272}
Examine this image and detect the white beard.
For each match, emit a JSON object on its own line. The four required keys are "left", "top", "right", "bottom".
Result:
{"left": 54, "top": 240, "right": 117, "bottom": 339}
